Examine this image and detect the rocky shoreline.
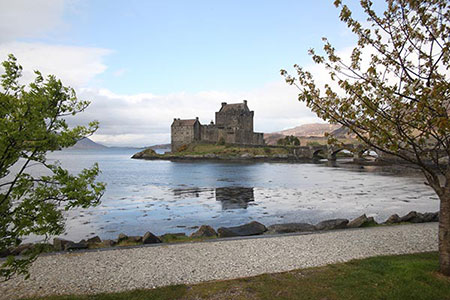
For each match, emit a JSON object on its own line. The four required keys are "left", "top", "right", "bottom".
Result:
{"left": 2, "top": 210, "right": 438, "bottom": 258}
{"left": 132, "top": 151, "right": 310, "bottom": 163}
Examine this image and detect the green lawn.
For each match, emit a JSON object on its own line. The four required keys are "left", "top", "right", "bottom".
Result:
{"left": 25, "top": 252, "right": 450, "bottom": 300}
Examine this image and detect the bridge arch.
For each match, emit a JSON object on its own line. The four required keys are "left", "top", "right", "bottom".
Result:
{"left": 312, "top": 149, "right": 326, "bottom": 160}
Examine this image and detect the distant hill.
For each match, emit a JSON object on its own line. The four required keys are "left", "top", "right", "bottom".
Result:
{"left": 264, "top": 123, "right": 340, "bottom": 145}
{"left": 148, "top": 143, "right": 171, "bottom": 150}
{"left": 264, "top": 123, "right": 357, "bottom": 145}
{"left": 277, "top": 123, "right": 341, "bottom": 137}
{"left": 69, "top": 137, "right": 107, "bottom": 150}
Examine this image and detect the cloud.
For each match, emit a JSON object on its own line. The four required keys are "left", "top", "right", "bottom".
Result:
{"left": 71, "top": 81, "right": 322, "bottom": 147}
{"left": 0, "top": 42, "right": 111, "bottom": 88}
{"left": 0, "top": 0, "right": 65, "bottom": 43}
{"left": 0, "top": 0, "right": 112, "bottom": 88}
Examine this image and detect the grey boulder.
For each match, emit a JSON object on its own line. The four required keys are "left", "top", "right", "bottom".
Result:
{"left": 190, "top": 225, "right": 218, "bottom": 238}
{"left": 65, "top": 241, "right": 88, "bottom": 251}
{"left": 142, "top": 231, "right": 162, "bottom": 244}
{"left": 400, "top": 211, "right": 425, "bottom": 223}
{"left": 53, "top": 238, "right": 74, "bottom": 252}
{"left": 348, "top": 215, "right": 378, "bottom": 228}
{"left": 385, "top": 214, "right": 401, "bottom": 224}
{"left": 316, "top": 219, "right": 349, "bottom": 231}
{"left": 218, "top": 221, "right": 267, "bottom": 238}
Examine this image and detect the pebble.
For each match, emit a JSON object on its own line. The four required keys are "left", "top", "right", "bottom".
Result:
{"left": 0, "top": 223, "right": 438, "bottom": 300}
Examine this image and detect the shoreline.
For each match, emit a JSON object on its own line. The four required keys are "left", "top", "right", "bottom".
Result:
{"left": 3, "top": 210, "right": 438, "bottom": 259}
{"left": 1, "top": 223, "right": 438, "bottom": 300}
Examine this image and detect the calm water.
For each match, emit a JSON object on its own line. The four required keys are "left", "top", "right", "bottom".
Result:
{"left": 35, "top": 148, "right": 438, "bottom": 241}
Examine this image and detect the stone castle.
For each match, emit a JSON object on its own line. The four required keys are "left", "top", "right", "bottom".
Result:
{"left": 171, "top": 100, "right": 265, "bottom": 151}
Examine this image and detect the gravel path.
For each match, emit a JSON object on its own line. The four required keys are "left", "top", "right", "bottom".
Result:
{"left": 2, "top": 223, "right": 438, "bottom": 300}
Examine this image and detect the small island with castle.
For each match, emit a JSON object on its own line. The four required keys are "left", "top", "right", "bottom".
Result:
{"left": 132, "top": 100, "right": 296, "bottom": 161}
{"left": 132, "top": 100, "right": 375, "bottom": 162}
{"left": 171, "top": 100, "right": 264, "bottom": 151}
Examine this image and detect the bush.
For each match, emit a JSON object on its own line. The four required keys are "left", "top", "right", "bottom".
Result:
{"left": 277, "top": 135, "right": 300, "bottom": 146}
{"left": 177, "top": 144, "right": 188, "bottom": 152}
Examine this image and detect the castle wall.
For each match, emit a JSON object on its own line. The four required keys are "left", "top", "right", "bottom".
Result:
{"left": 171, "top": 101, "right": 265, "bottom": 151}
{"left": 171, "top": 121, "right": 200, "bottom": 151}
{"left": 200, "top": 125, "right": 219, "bottom": 143}
{"left": 215, "top": 111, "right": 253, "bottom": 132}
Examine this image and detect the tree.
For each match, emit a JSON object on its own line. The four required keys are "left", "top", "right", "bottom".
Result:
{"left": 0, "top": 55, "right": 105, "bottom": 280}
{"left": 282, "top": 0, "right": 450, "bottom": 274}
{"left": 277, "top": 135, "right": 301, "bottom": 146}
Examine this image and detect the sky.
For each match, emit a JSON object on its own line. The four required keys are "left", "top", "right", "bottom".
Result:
{"left": 0, "top": 0, "right": 363, "bottom": 147}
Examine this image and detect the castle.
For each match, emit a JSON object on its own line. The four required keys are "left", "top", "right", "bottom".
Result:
{"left": 171, "top": 100, "right": 265, "bottom": 151}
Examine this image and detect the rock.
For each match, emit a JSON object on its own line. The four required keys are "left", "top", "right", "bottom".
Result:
{"left": 190, "top": 225, "right": 218, "bottom": 238}
{"left": 87, "top": 236, "right": 102, "bottom": 245}
{"left": 10, "top": 243, "right": 34, "bottom": 256}
{"left": 117, "top": 234, "right": 142, "bottom": 244}
{"left": 53, "top": 238, "right": 74, "bottom": 251}
{"left": 240, "top": 153, "right": 252, "bottom": 158}
{"left": 348, "top": 214, "right": 369, "bottom": 228}
{"left": 266, "top": 223, "right": 316, "bottom": 234}
{"left": 117, "top": 233, "right": 128, "bottom": 243}
{"left": 315, "top": 219, "right": 349, "bottom": 231}
{"left": 132, "top": 148, "right": 157, "bottom": 159}
{"left": 142, "top": 232, "right": 162, "bottom": 244}
{"left": 422, "top": 212, "right": 439, "bottom": 222}
{"left": 400, "top": 211, "right": 425, "bottom": 223}
{"left": 217, "top": 221, "right": 267, "bottom": 238}
{"left": 385, "top": 214, "right": 401, "bottom": 224}
{"left": 65, "top": 241, "right": 88, "bottom": 251}
{"left": 348, "top": 215, "right": 378, "bottom": 228}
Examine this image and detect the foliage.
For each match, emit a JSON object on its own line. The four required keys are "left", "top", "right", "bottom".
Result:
{"left": 176, "top": 144, "right": 188, "bottom": 152}
{"left": 277, "top": 135, "right": 301, "bottom": 146}
{"left": 282, "top": 0, "right": 450, "bottom": 274}
{"left": 0, "top": 55, "right": 105, "bottom": 280}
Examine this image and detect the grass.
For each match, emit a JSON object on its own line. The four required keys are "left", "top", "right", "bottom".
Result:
{"left": 159, "top": 233, "right": 217, "bottom": 243}
{"left": 25, "top": 252, "right": 450, "bottom": 300}
{"left": 168, "top": 143, "right": 291, "bottom": 157}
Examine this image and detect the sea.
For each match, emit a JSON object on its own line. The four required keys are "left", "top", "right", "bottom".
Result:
{"left": 32, "top": 147, "right": 438, "bottom": 242}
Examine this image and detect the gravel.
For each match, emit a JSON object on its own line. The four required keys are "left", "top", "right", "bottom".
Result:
{"left": 1, "top": 223, "right": 438, "bottom": 299}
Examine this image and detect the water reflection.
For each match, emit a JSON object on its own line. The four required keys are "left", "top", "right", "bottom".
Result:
{"left": 172, "top": 186, "right": 255, "bottom": 210}
{"left": 173, "top": 187, "right": 213, "bottom": 198}
{"left": 215, "top": 187, "right": 254, "bottom": 210}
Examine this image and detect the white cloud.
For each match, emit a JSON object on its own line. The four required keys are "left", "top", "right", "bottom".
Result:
{"left": 0, "top": 42, "right": 111, "bottom": 87}
{"left": 0, "top": 0, "right": 66, "bottom": 43}
{"left": 71, "top": 80, "right": 322, "bottom": 147}
{"left": 0, "top": 0, "right": 111, "bottom": 88}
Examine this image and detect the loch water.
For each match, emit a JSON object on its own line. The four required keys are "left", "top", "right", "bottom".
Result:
{"left": 41, "top": 148, "right": 437, "bottom": 241}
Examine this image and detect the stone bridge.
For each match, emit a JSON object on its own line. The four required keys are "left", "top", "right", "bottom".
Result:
{"left": 291, "top": 144, "right": 376, "bottom": 162}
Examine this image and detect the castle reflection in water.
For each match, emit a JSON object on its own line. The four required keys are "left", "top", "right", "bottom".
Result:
{"left": 172, "top": 186, "right": 255, "bottom": 210}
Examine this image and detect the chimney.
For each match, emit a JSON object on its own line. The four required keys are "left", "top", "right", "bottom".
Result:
{"left": 173, "top": 118, "right": 177, "bottom": 121}
{"left": 243, "top": 100, "right": 247, "bottom": 105}
{"left": 221, "top": 102, "right": 227, "bottom": 107}
{"left": 196, "top": 117, "right": 199, "bottom": 120}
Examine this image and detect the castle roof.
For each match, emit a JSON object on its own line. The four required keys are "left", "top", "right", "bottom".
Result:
{"left": 219, "top": 101, "right": 250, "bottom": 113}
{"left": 172, "top": 118, "right": 199, "bottom": 126}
